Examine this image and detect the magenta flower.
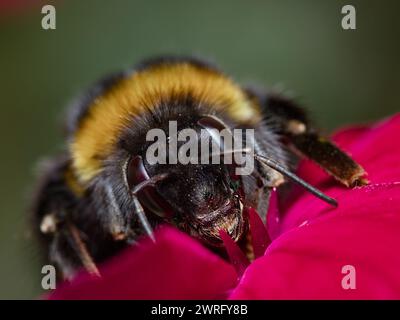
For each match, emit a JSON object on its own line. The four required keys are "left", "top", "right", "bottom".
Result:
{"left": 49, "top": 114, "right": 400, "bottom": 300}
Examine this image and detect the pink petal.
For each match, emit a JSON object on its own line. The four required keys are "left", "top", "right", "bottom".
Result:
{"left": 49, "top": 227, "right": 237, "bottom": 300}
{"left": 219, "top": 230, "right": 250, "bottom": 278}
{"left": 247, "top": 207, "right": 271, "bottom": 258}
{"left": 266, "top": 188, "right": 281, "bottom": 240}
{"left": 230, "top": 113, "right": 400, "bottom": 299}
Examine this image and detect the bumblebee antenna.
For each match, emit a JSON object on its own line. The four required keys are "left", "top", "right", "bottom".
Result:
{"left": 66, "top": 222, "right": 101, "bottom": 277}
{"left": 254, "top": 154, "right": 338, "bottom": 207}
{"left": 131, "top": 196, "right": 155, "bottom": 242}
{"left": 212, "top": 148, "right": 337, "bottom": 207}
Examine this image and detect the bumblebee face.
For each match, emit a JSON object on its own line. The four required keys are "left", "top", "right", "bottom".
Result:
{"left": 121, "top": 110, "right": 247, "bottom": 247}
{"left": 131, "top": 159, "right": 245, "bottom": 246}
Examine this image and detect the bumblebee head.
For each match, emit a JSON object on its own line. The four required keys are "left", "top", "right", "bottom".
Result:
{"left": 122, "top": 115, "right": 247, "bottom": 247}
{"left": 124, "top": 155, "right": 245, "bottom": 246}
{"left": 66, "top": 59, "right": 258, "bottom": 244}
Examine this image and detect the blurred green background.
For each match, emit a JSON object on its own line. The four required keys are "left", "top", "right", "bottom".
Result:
{"left": 0, "top": 0, "right": 399, "bottom": 299}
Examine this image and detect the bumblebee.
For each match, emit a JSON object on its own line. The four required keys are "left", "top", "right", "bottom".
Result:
{"left": 32, "top": 56, "right": 367, "bottom": 279}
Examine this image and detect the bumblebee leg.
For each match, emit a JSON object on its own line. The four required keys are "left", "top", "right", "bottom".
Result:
{"left": 49, "top": 229, "right": 87, "bottom": 280}
{"left": 32, "top": 154, "right": 101, "bottom": 279}
{"left": 241, "top": 160, "right": 284, "bottom": 223}
{"left": 65, "top": 222, "right": 100, "bottom": 277}
{"left": 251, "top": 91, "right": 368, "bottom": 187}
{"left": 288, "top": 131, "right": 368, "bottom": 187}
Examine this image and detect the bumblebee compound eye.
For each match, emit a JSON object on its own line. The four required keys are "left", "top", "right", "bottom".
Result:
{"left": 198, "top": 115, "right": 243, "bottom": 191}
{"left": 126, "top": 155, "right": 174, "bottom": 219}
{"left": 197, "top": 115, "right": 231, "bottom": 153}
